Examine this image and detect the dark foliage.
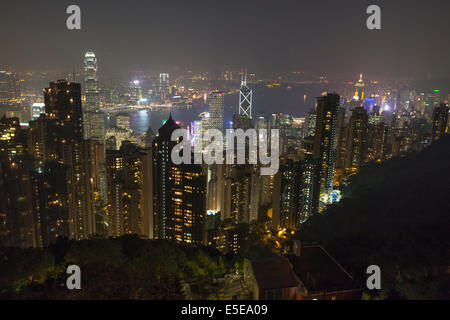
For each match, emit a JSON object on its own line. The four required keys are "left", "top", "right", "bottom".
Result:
{"left": 297, "top": 136, "right": 450, "bottom": 299}
{"left": 0, "top": 235, "right": 236, "bottom": 300}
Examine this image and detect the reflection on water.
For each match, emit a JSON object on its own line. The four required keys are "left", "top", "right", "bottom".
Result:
{"left": 106, "top": 83, "right": 326, "bottom": 134}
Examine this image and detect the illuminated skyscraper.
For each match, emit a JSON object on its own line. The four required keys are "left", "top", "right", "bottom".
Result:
{"left": 313, "top": 93, "right": 340, "bottom": 200}
{"left": 0, "top": 71, "right": 19, "bottom": 103}
{"left": 130, "top": 80, "right": 143, "bottom": 105}
{"left": 159, "top": 73, "right": 169, "bottom": 101}
{"left": 83, "top": 52, "right": 105, "bottom": 141}
{"left": 371, "top": 122, "right": 389, "bottom": 162}
{"left": 31, "top": 161, "right": 70, "bottom": 247}
{"left": 0, "top": 116, "right": 27, "bottom": 162}
{"left": 272, "top": 159, "right": 302, "bottom": 231}
{"left": 84, "top": 110, "right": 105, "bottom": 141}
{"left": 84, "top": 52, "right": 100, "bottom": 112}
{"left": 116, "top": 113, "right": 131, "bottom": 132}
{"left": 239, "top": 73, "right": 253, "bottom": 118}
{"left": 153, "top": 115, "right": 206, "bottom": 246}
{"left": 208, "top": 91, "right": 224, "bottom": 133}
{"left": 31, "top": 103, "right": 46, "bottom": 120}
{"left": 431, "top": 103, "right": 449, "bottom": 142}
{"left": 345, "top": 106, "right": 369, "bottom": 174}
{"left": 106, "top": 142, "right": 152, "bottom": 238}
{"left": 353, "top": 74, "right": 365, "bottom": 107}
{"left": 44, "top": 80, "right": 96, "bottom": 240}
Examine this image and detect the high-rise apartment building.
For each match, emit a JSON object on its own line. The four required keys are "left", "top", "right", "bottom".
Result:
{"left": 345, "top": 106, "right": 369, "bottom": 174}
{"left": 432, "top": 103, "right": 449, "bottom": 142}
{"left": 44, "top": 80, "right": 96, "bottom": 240}
{"left": 313, "top": 93, "right": 340, "bottom": 199}
{"left": 152, "top": 115, "right": 206, "bottom": 246}
{"left": 106, "top": 142, "right": 152, "bottom": 238}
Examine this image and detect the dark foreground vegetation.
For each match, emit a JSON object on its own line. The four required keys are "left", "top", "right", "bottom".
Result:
{"left": 297, "top": 136, "right": 450, "bottom": 299}
{"left": 0, "top": 236, "right": 240, "bottom": 299}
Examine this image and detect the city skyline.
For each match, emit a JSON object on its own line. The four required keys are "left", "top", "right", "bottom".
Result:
{"left": 0, "top": 1, "right": 449, "bottom": 303}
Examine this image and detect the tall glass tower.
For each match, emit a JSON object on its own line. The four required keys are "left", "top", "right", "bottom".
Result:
{"left": 208, "top": 90, "right": 224, "bottom": 133}
{"left": 84, "top": 52, "right": 105, "bottom": 141}
{"left": 239, "top": 73, "right": 253, "bottom": 118}
{"left": 84, "top": 52, "right": 99, "bottom": 112}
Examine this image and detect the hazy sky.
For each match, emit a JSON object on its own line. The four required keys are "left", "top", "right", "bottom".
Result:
{"left": 0, "top": 0, "right": 449, "bottom": 79}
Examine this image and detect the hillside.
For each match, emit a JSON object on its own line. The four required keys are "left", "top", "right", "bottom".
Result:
{"left": 297, "top": 136, "right": 450, "bottom": 299}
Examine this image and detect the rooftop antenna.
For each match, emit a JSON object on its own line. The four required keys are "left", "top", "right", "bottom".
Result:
{"left": 72, "top": 66, "right": 76, "bottom": 82}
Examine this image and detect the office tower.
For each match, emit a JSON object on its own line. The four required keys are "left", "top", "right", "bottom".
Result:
{"left": 153, "top": 115, "right": 206, "bottom": 245}
{"left": 208, "top": 91, "right": 224, "bottom": 133}
{"left": 44, "top": 80, "right": 96, "bottom": 240}
{"left": 353, "top": 74, "right": 365, "bottom": 107}
{"left": 116, "top": 113, "right": 131, "bottom": 132}
{"left": 159, "top": 73, "right": 170, "bottom": 101}
{"left": 368, "top": 105, "right": 381, "bottom": 125}
{"left": 232, "top": 114, "right": 252, "bottom": 131}
{"left": 106, "top": 127, "right": 131, "bottom": 150}
{"left": 206, "top": 92, "right": 224, "bottom": 214}
{"left": 31, "top": 103, "right": 46, "bottom": 120}
{"left": 431, "top": 103, "right": 449, "bottom": 142}
{"left": 0, "top": 71, "right": 19, "bottom": 103}
{"left": 83, "top": 52, "right": 105, "bottom": 141}
{"left": 345, "top": 106, "right": 369, "bottom": 174}
{"left": 303, "top": 109, "right": 317, "bottom": 138}
{"left": 106, "top": 142, "right": 152, "bottom": 238}
{"left": 313, "top": 93, "right": 339, "bottom": 202}
{"left": 0, "top": 116, "right": 27, "bottom": 162}
{"left": 31, "top": 161, "right": 70, "bottom": 247}
{"left": 130, "top": 80, "right": 143, "bottom": 105}
{"left": 239, "top": 73, "right": 253, "bottom": 118}
{"left": 84, "top": 110, "right": 105, "bottom": 141}
{"left": 84, "top": 52, "right": 100, "bottom": 112}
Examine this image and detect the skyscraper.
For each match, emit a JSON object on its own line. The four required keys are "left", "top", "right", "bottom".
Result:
{"left": 130, "top": 80, "right": 143, "bottom": 105}
{"left": 313, "top": 93, "right": 340, "bottom": 201}
{"left": 239, "top": 73, "right": 253, "bottom": 118}
{"left": 106, "top": 142, "right": 152, "bottom": 238}
{"left": 0, "top": 156, "right": 36, "bottom": 248}
{"left": 353, "top": 74, "right": 365, "bottom": 107}
{"left": 345, "top": 106, "right": 369, "bottom": 174}
{"left": 208, "top": 91, "right": 224, "bottom": 134}
{"left": 431, "top": 103, "right": 449, "bottom": 142}
{"left": 159, "top": 73, "right": 169, "bottom": 101}
{"left": 84, "top": 52, "right": 100, "bottom": 112}
{"left": 152, "top": 115, "right": 206, "bottom": 246}
{"left": 0, "top": 71, "right": 19, "bottom": 103}
{"left": 44, "top": 80, "right": 96, "bottom": 240}
{"left": 31, "top": 161, "right": 70, "bottom": 248}
{"left": 83, "top": 52, "right": 105, "bottom": 141}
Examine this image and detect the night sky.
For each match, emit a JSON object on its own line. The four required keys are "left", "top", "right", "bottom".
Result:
{"left": 0, "top": 0, "right": 449, "bottom": 78}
